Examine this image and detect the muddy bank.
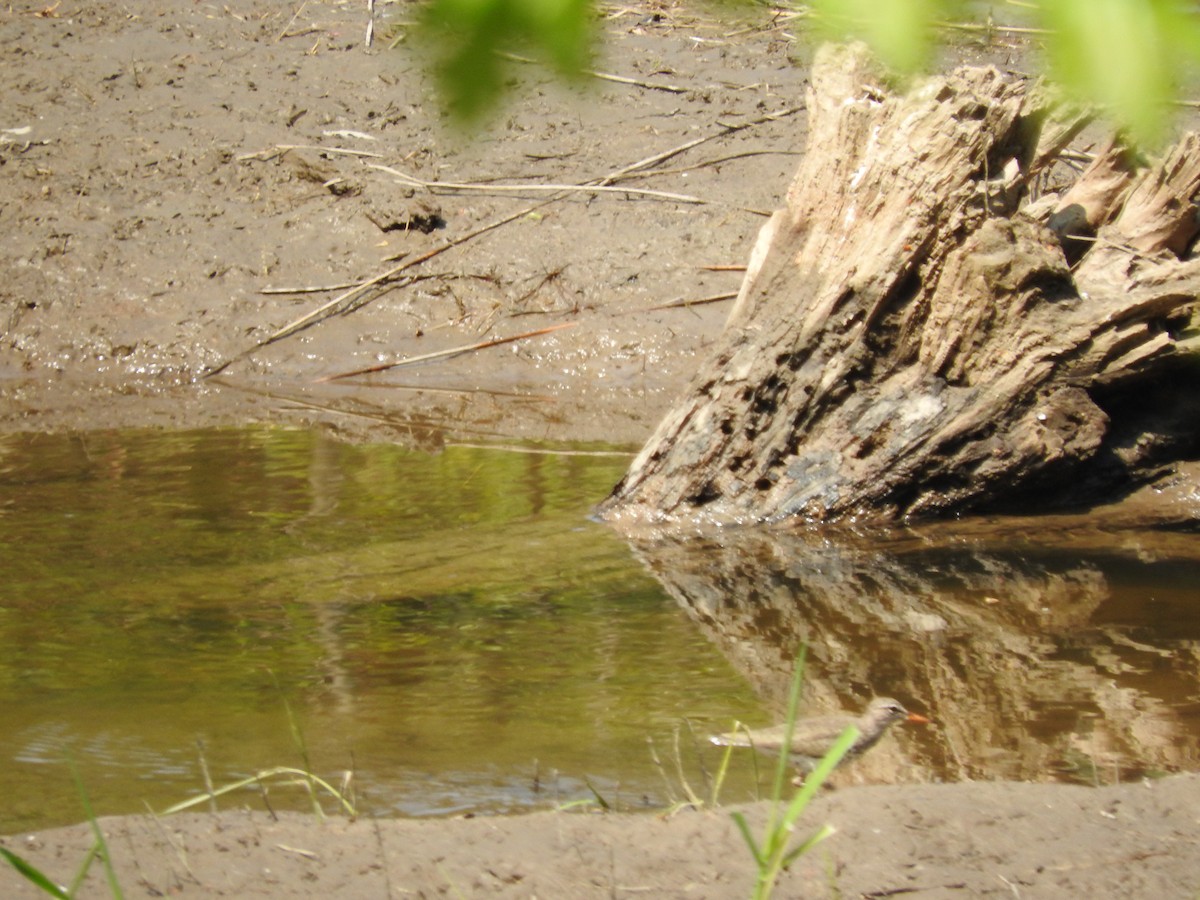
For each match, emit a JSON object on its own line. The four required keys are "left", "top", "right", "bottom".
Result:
{"left": 2, "top": 0, "right": 814, "bottom": 445}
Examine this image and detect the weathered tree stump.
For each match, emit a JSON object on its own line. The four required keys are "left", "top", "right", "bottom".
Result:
{"left": 597, "top": 43, "right": 1200, "bottom": 528}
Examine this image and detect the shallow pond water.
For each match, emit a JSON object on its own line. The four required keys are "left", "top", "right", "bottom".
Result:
{"left": 0, "top": 427, "right": 763, "bottom": 832}
{"left": 2, "top": 426, "right": 1199, "bottom": 834}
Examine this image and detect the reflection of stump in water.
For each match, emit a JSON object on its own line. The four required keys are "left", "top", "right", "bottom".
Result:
{"left": 628, "top": 526, "right": 1200, "bottom": 784}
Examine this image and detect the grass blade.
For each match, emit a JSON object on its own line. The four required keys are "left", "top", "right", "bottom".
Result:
{"left": 68, "top": 758, "right": 124, "bottom": 900}
{"left": 0, "top": 848, "right": 71, "bottom": 899}
{"left": 782, "top": 725, "right": 858, "bottom": 823}
{"left": 159, "top": 766, "right": 356, "bottom": 817}
{"left": 780, "top": 823, "right": 837, "bottom": 869}
{"left": 729, "top": 812, "right": 765, "bottom": 867}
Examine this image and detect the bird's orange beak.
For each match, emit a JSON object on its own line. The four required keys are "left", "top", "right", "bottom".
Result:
{"left": 906, "top": 712, "right": 931, "bottom": 724}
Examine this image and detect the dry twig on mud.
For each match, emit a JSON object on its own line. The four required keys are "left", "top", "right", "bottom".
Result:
{"left": 605, "top": 106, "right": 804, "bottom": 182}
{"left": 238, "top": 144, "right": 385, "bottom": 161}
{"left": 369, "top": 164, "right": 703, "bottom": 204}
{"left": 276, "top": 2, "right": 309, "bottom": 42}
{"left": 260, "top": 280, "right": 379, "bottom": 295}
{"left": 313, "top": 322, "right": 577, "bottom": 382}
{"left": 649, "top": 291, "right": 739, "bottom": 311}
{"left": 621, "top": 149, "right": 801, "bottom": 182}
{"left": 496, "top": 51, "right": 687, "bottom": 94}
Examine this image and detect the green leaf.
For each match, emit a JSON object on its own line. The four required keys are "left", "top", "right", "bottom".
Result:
{"left": 811, "top": 0, "right": 949, "bottom": 73}
{"left": 1039, "top": 0, "right": 1200, "bottom": 144}
{"left": 419, "top": 0, "right": 595, "bottom": 122}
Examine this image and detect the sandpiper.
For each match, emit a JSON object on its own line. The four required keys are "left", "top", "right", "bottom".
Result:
{"left": 711, "top": 696, "right": 929, "bottom": 772}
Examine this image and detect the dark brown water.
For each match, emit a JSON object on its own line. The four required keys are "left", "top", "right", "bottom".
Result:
{"left": 3, "top": 426, "right": 1199, "bottom": 835}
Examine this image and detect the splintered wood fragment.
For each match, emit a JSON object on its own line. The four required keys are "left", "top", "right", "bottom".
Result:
{"left": 649, "top": 291, "right": 738, "bottom": 311}
{"left": 313, "top": 322, "right": 577, "bottom": 382}
{"left": 1047, "top": 134, "right": 1137, "bottom": 239}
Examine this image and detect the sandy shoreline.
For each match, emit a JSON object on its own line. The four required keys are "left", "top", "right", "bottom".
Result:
{"left": 5, "top": 776, "right": 1199, "bottom": 898}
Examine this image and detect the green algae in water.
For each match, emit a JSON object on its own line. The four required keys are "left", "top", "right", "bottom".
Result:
{"left": 0, "top": 427, "right": 763, "bottom": 831}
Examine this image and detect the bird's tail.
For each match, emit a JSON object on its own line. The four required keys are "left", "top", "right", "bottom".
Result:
{"left": 709, "top": 733, "right": 752, "bottom": 749}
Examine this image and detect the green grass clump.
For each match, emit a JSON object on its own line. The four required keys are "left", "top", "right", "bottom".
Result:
{"left": 3, "top": 763, "right": 356, "bottom": 898}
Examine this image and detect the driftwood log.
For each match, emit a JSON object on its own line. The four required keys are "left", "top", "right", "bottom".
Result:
{"left": 597, "top": 43, "right": 1200, "bottom": 528}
